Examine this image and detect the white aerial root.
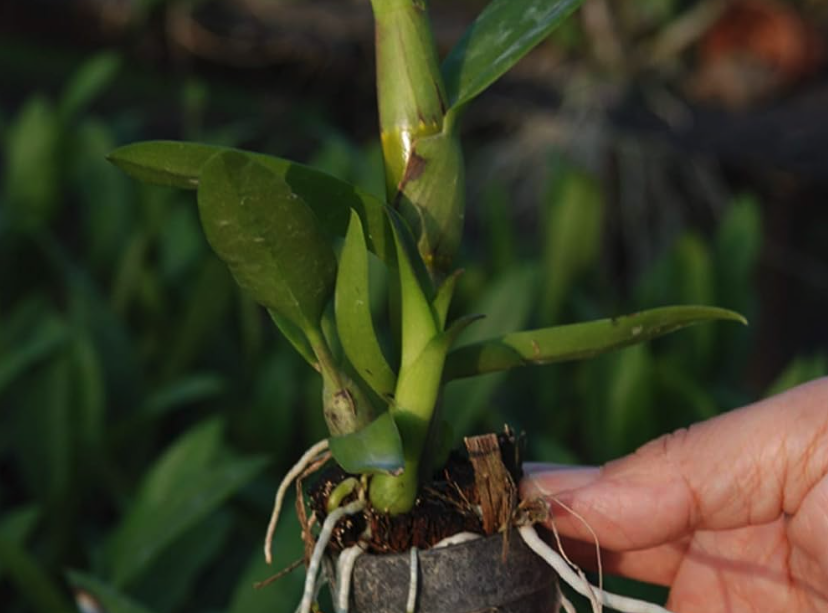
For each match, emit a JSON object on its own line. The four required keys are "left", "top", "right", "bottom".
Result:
{"left": 264, "top": 439, "right": 330, "bottom": 564}
{"left": 406, "top": 547, "right": 419, "bottom": 613}
{"left": 335, "top": 543, "right": 366, "bottom": 613}
{"left": 547, "top": 510, "right": 601, "bottom": 613}
{"left": 432, "top": 531, "right": 481, "bottom": 549}
{"left": 560, "top": 593, "right": 577, "bottom": 613}
{"left": 518, "top": 525, "right": 676, "bottom": 613}
{"left": 295, "top": 575, "right": 328, "bottom": 613}
{"left": 299, "top": 499, "right": 366, "bottom": 613}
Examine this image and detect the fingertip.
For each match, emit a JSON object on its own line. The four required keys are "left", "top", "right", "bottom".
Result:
{"left": 519, "top": 465, "right": 601, "bottom": 500}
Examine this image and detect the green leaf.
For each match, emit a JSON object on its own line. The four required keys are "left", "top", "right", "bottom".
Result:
{"left": 0, "top": 535, "right": 75, "bottom": 613}
{"left": 432, "top": 269, "right": 462, "bottom": 329}
{"left": 765, "top": 353, "right": 828, "bottom": 398}
{"left": 444, "top": 305, "right": 747, "bottom": 380}
{"left": 140, "top": 373, "right": 226, "bottom": 417}
{"left": 107, "top": 141, "right": 394, "bottom": 263}
{"left": 329, "top": 411, "right": 404, "bottom": 475}
{"left": 197, "top": 151, "right": 337, "bottom": 336}
{"left": 4, "top": 96, "right": 61, "bottom": 230}
{"left": 104, "top": 419, "right": 267, "bottom": 587}
{"left": 67, "top": 571, "right": 158, "bottom": 613}
{"left": 441, "top": 0, "right": 583, "bottom": 110}
{"left": 443, "top": 265, "right": 538, "bottom": 436}
{"left": 387, "top": 209, "right": 437, "bottom": 370}
{"left": 0, "top": 505, "right": 41, "bottom": 579}
{"left": 336, "top": 211, "right": 396, "bottom": 398}
{"left": 715, "top": 194, "right": 761, "bottom": 312}
{"left": 227, "top": 503, "right": 305, "bottom": 613}
{"left": 267, "top": 308, "right": 318, "bottom": 368}
{"left": 0, "top": 505, "right": 40, "bottom": 543}
{"left": 129, "top": 513, "right": 232, "bottom": 613}
{"left": 0, "top": 316, "right": 68, "bottom": 397}
{"left": 603, "top": 345, "right": 656, "bottom": 458}
{"left": 107, "top": 141, "right": 220, "bottom": 189}
{"left": 59, "top": 52, "right": 121, "bottom": 120}
{"left": 540, "top": 162, "right": 604, "bottom": 324}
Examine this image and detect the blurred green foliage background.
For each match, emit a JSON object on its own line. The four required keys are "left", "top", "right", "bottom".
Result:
{"left": 1, "top": 0, "right": 827, "bottom": 611}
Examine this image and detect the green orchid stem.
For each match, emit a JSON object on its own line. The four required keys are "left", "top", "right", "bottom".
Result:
{"left": 372, "top": 0, "right": 446, "bottom": 194}
{"left": 368, "top": 381, "right": 434, "bottom": 515}
{"left": 371, "top": 0, "right": 465, "bottom": 278}
{"left": 369, "top": 332, "right": 449, "bottom": 514}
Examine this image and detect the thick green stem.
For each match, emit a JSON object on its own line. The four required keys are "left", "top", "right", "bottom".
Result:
{"left": 372, "top": 0, "right": 446, "bottom": 191}
{"left": 371, "top": 0, "right": 465, "bottom": 277}
{"left": 368, "top": 341, "right": 445, "bottom": 514}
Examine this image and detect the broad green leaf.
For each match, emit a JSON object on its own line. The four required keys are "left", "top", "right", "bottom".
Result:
{"left": 59, "top": 52, "right": 121, "bottom": 120}
{"left": 107, "top": 141, "right": 220, "bottom": 189}
{"left": 107, "top": 141, "right": 394, "bottom": 262}
{"left": 104, "top": 419, "right": 267, "bottom": 587}
{"left": 198, "top": 151, "right": 337, "bottom": 336}
{"left": 67, "top": 571, "right": 157, "bottom": 613}
{"left": 441, "top": 0, "right": 583, "bottom": 110}
{"left": 329, "top": 411, "right": 404, "bottom": 475}
{"left": 0, "top": 536, "right": 75, "bottom": 613}
{"left": 336, "top": 211, "right": 396, "bottom": 398}
{"left": 444, "top": 305, "right": 746, "bottom": 380}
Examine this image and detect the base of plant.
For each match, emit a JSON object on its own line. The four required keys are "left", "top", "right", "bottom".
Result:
{"left": 266, "top": 432, "right": 677, "bottom": 613}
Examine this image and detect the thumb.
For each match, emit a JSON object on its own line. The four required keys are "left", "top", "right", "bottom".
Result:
{"left": 521, "top": 378, "right": 828, "bottom": 552}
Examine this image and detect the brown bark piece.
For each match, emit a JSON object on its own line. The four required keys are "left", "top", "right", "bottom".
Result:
{"left": 464, "top": 433, "right": 516, "bottom": 535}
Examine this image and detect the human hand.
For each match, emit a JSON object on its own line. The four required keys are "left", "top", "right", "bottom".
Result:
{"left": 521, "top": 377, "right": 828, "bottom": 612}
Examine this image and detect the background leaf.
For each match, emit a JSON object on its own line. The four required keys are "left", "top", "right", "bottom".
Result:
{"left": 67, "top": 571, "right": 158, "bottom": 613}
{"left": 103, "top": 419, "right": 267, "bottom": 587}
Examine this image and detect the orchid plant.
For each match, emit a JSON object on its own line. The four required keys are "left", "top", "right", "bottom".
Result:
{"left": 108, "top": 0, "right": 743, "bottom": 523}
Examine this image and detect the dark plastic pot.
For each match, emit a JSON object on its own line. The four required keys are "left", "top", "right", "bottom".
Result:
{"left": 327, "top": 529, "right": 560, "bottom": 613}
